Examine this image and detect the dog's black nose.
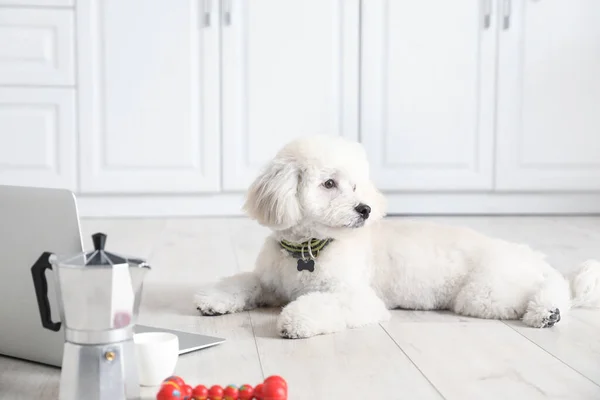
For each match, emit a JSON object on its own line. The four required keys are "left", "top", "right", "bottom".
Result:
{"left": 355, "top": 204, "right": 371, "bottom": 219}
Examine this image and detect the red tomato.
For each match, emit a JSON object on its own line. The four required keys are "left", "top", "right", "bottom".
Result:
{"left": 192, "top": 385, "right": 209, "bottom": 400}
{"left": 163, "top": 376, "right": 186, "bottom": 390}
{"left": 223, "top": 385, "right": 239, "bottom": 399}
{"left": 157, "top": 384, "right": 182, "bottom": 400}
{"left": 253, "top": 383, "right": 264, "bottom": 400}
{"left": 262, "top": 383, "right": 286, "bottom": 400}
{"left": 181, "top": 384, "right": 193, "bottom": 399}
{"left": 238, "top": 384, "right": 254, "bottom": 400}
{"left": 263, "top": 376, "right": 287, "bottom": 392}
{"left": 208, "top": 385, "right": 224, "bottom": 400}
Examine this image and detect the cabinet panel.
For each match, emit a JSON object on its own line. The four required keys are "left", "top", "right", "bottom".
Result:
{"left": 222, "top": 0, "right": 359, "bottom": 190}
{"left": 78, "top": 0, "right": 220, "bottom": 193}
{"left": 361, "top": 0, "right": 496, "bottom": 190}
{"left": 0, "top": 9, "right": 74, "bottom": 85}
{"left": 496, "top": 0, "right": 600, "bottom": 190}
{"left": 0, "top": 88, "right": 76, "bottom": 189}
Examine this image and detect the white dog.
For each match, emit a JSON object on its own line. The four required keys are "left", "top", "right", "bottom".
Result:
{"left": 194, "top": 135, "right": 600, "bottom": 338}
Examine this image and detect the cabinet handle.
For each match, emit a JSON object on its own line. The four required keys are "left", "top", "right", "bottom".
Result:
{"left": 223, "top": 0, "right": 232, "bottom": 25}
{"left": 203, "top": 0, "right": 211, "bottom": 27}
{"left": 482, "top": 0, "right": 492, "bottom": 29}
{"left": 502, "top": 0, "right": 511, "bottom": 30}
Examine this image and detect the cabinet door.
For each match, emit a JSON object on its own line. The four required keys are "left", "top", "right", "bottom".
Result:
{"left": 0, "top": 9, "right": 74, "bottom": 86}
{"left": 78, "top": 0, "right": 220, "bottom": 193}
{"left": 0, "top": 88, "right": 76, "bottom": 189}
{"left": 221, "top": 0, "right": 359, "bottom": 190}
{"left": 496, "top": 0, "right": 600, "bottom": 190}
{"left": 361, "top": 0, "right": 497, "bottom": 190}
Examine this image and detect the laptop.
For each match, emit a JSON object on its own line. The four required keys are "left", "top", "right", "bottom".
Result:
{"left": 0, "top": 184, "right": 224, "bottom": 367}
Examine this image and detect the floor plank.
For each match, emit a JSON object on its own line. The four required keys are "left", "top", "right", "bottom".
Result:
{"left": 227, "top": 218, "right": 271, "bottom": 273}
{"left": 382, "top": 313, "right": 600, "bottom": 400}
{"left": 2, "top": 216, "right": 599, "bottom": 399}
{"left": 80, "top": 218, "right": 166, "bottom": 259}
{"left": 137, "top": 307, "right": 262, "bottom": 399}
{"left": 421, "top": 216, "right": 600, "bottom": 274}
{"left": 504, "top": 309, "right": 600, "bottom": 386}
{"left": 147, "top": 218, "right": 239, "bottom": 284}
{"left": 0, "top": 356, "right": 59, "bottom": 400}
{"left": 250, "top": 308, "right": 443, "bottom": 399}
{"left": 137, "top": 217, "right": 265, "bottom": 397}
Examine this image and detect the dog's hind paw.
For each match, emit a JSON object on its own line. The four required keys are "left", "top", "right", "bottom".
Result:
{"left": 522, "top": 307, "right": 561, "bottom": 328}
{"left": 541, "top": 308, "right": 561, "bottom": 328}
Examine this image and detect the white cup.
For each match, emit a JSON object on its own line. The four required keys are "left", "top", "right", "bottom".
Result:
{"left": 134, "top": 332, "right": 179, "bottom": 386}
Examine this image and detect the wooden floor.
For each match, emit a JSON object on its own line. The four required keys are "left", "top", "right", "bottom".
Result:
{"left": 2, "top": 216, "right": 600, "bottom": 399}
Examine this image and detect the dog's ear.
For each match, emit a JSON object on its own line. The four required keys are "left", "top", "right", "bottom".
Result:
{"left": 243, "top": 159, "right": 302, "bottom": 230}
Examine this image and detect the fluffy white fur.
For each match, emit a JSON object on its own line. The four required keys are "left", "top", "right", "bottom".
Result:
{"left": 194, "top": 135, "right": 600, "bottom": 338}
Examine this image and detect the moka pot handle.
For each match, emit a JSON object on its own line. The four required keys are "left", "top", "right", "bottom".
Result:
{"left": 31, "top": 252, "right": 62, "bottom": 332}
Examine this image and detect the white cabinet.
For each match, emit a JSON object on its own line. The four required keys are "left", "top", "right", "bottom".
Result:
{"left": 361, "top": 0, "right": 496, "bottom": 191}
{"left": 77, "top": 0, "right": 220, "bottom": 193}
{"left": 1, "top": 0, "right": 600, "bottom": 216}
{"left": 496, "top": 0, "right": 600, "bottom": 190}
{"left": 0, "top": 9, "right": 74, "bottom": 86}
{"left": 0, "top": 88, "right": 76, "bottom": 189}
{"left": 76, "top": 0, "right": 358, "bottom": 194}
{"left": 221, "top": 0, "right": 359, "bottom": 190}
{"left": 0, "top": 0, "right": 73, "bottom": 5}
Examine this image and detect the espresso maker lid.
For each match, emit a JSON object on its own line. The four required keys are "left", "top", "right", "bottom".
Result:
{"left": 53, "top": 232, "right": 148, "bottom": 268}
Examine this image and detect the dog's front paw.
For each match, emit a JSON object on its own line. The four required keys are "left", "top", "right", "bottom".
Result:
{"left": 276, "top": 300, "right": 344, "bottom": 339}
{"left": 194, "top": 292, "right": 235, "bottom": 316}
{"left": 276, "top": 310, "right": 317, "bottom": 339}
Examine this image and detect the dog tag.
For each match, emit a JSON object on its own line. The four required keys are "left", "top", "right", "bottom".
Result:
{"left": 297, "top": 259, "right": 315, "bottom": 272}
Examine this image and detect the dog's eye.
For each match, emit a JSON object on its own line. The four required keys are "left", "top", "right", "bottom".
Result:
{"left": 323, "top": 179, "right": 336, "bottom": 189}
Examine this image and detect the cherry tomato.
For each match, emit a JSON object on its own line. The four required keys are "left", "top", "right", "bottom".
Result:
{"left": 157, "top": 384, "right": 182, "bottom": 400}
{"left": 208, "top": 385, "right": 224, "bottom": 400}
{"left": 192, "top": 385, "right": 209, "bottom": 400}
{"left": 223, "top": 385, "right": 239, "bottom": 400}
{"left": 238, "top": 384, "right": 254, "bottom": 400}
{"left": 263, "top": 376, "right": 287, "bottom": 393}
{"left": 163, "top": 376, "right": 186, "bottom": 391}
{"left": 181, "top": 384, "right": 193, "bottom": 399}
{"left": 253, "top": 383, "right": 264, "bottom": 400}
{"left": 262, "top": 384, "right": 286, "bottom": 400}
